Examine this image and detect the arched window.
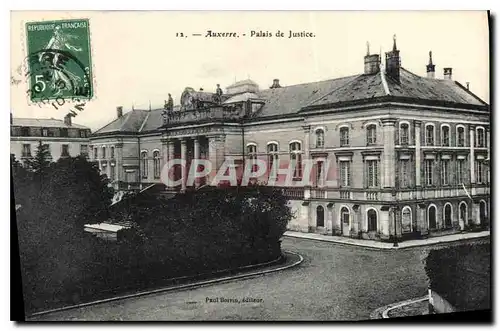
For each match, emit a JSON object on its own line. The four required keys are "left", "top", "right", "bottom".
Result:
{"left": 247, "top": 144, "right": 258, "bottom": 172}
{"left": 402, "top": 206, "right": 412, "bottom": 233}
{"left": 366, "top": 124, "right": 376, "bottom": 145}
{"left": 93, "top": 147, "right": 98, "bottom": 160}
{"left": 141, "top": 151, "right": 148, "bottom": 179}
{"left": 400, "top": 123, "right": 409, "bottom": 145}
{"left": 457, "top": 126, "right": 465, "bottom": 147}
{"left": 341, "top": 207, "right": 350, "bottom": 225}
{"left": 441, "top": 125, "right": 450, "bottom": 146}
{"left": 476, "top": 127, "right": 485, "bottom": 147}
{"left": 289, "top": 141, "right": 302, "bottom": 179}
{"left": 153, "top": 151, "right": 161, "bottom": 179}
{"left": 367, "top": 209, "right": 377, "bottom": 232}
{"left": 315, "top": 129, "right": 325, "bottom": 148}
{"left": 479, "top": 200, "right": 487, "bottom": 224}
{"left": 111, "top": 146, "right": 115, "bottom": 159}
{"left": 340, "top": 127, "right": 349, "bottom": 147}
{"left": 425, "top": 124, "right": 435, "bottom": 146}
{"left": 443, "top": 203, "right": 452, "bottom": 228}
{"left": 316, "top": 206, "right": 325, "bottom": 227}
{"left": 459, "top": 202, "right": 468, "bottom": 225}
{"left": 428, "top": 205, "right": 437, "bottom": 230}
{"left": 102, "top": 146, "right": 107, "bottom": 159}
{"left": 267, "top": 143, "right": 279, "bottom": 180}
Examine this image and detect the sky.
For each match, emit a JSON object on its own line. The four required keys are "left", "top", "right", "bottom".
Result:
{"left": 10, "top": 11, "right": 489, "bottom": 131}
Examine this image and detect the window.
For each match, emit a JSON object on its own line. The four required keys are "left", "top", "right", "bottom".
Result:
{"left": 316, "top": 206, "right": 325, "bottom": 227}
{"left": 153, "top": 151, "right": 161, "bottom": 179}
{"left": 93, "top": 147, "right": 98, "bottom": 160}
{"left": 60, "top": 128, "right": 68, "bottom": 137}
{"left": 367, "top": 209, "right": 377, "bottom": 232}
{"left": 111, "top": 146, "right": 115, "bottom": 159}
{"left": 341, "top": 207, "right": 350, "bottom": 225}
{"left": 366, "top": 160, "right": 378, "bottom": 187}
{"left": 457, "top": 126, "right": 465, "bottom": 147}
{"left": 428, "top": 205, "right": 437, "bottom": 230}
{"left": 425, "top": 125, "right": 434, "bottom": 146}
{"left": 476, "top": 161, "right": 485, "bottom": 184}
{"left": 80, "top": 144, "right": 88, "bottom": 157}
{"left": 141, "top": 151, "right": 148, "bottom": 179}
{"left": 102, "top": 147, "right": 106, "bottom": 159}
{"left": 400, "top": 159, "right": 411, "bottom": 188}
{"left": 441, "top": 159, "right": 450, "bottom": 185}
{"left": 80, "top": 130, "right": 87, "bottom": 138}
{"left": 457, "top": 159, "right": 466, "bottom": 184}
{"left": 110, "top": 164, "right": 116, "bottom": 181}
{"left": 21, "top": 127, "right": 30, "bottom": 136}
{"left": 402, "top": 207, "right": 412, "bottom": 233}
{"left": 289, "top": 142, "right": 302, "bottom": 179}
{"left": 61, "top": 144, "right": 69, "bottom": 157}
{"left": 339, "top": 161, "right": 350, "bottom": 187}
{"left": 22, "top": 144, "right": 31, "bottom": 157}
{"left": 247, "top": 144, "right": 258, "bottom": 173}
{"left": 340, "top": 127, "right": 349, "bottom": 146}
{"left": 315, "top": 129, "right": 325, "bottom": 148}
{"left": 316, "top": 160, "right": 324, "bottom": 187}
{"left": 441, "top": 125, "right": 450, "bottom": 146}
{"left": 400, "top": 123, "right": 409, "bottom": 145}
{"left": 267, "top": 143, "right": 279, "bottom": 180}
{"left": 459, "top": 202, "right": 468, "bottom": 224}
{"left": 444, "top": 204, "right": 452, "bottom": 228}
{"left": 476, "top": 127, "right": 485, "bottom": 147}
{"left": 366, "top": 125, "right": 376, "bottom": 145}
{"left": 42, "top": 128, "right": 48, "bottom": 137}
{"left": 425, "top": 159, "right": 434, "bottom": 186}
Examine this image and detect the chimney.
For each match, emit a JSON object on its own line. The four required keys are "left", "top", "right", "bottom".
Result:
{"left": 426, "top": 51, "right": 436, "bottom": 79}
{"left": 385, "top": 34, "right": 401, "bottom": 82}
{"left": 64, "top": 114, "right": 72, "bottom": 126}
{"left": 466, "top": 82, "right": 470, "bottom": 90}
{"left": 270, "top": 79, "right": 282, "bottom": 89}
{"left": 443, "top": 67, "right": 453, "bottom": 80}
{"left": 117, "top": 106, "right": 123, "bottom": 118}
{"left": 364, "top": 41, "right": 380, "bottom": 75}
{"left": 10, "top": 113, "right": 12, "bottom": 125}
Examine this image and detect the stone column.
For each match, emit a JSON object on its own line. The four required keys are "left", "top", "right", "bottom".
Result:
{"left": 193, "top": 137, "right": 201, "bottom": 188}
{"left": 161, "top": 138, "right": 169, "bottom": 167}
{"left": 180, "top": 139, "right": 187, "bottom": 191}
{"left": 208, "top": 135, "right": 226, "bottom": 185}
{"left": 326, "top": 202, "right": 334, "bottom": 235}
{"left": 302, "top": 125, "right": 310, "bottom": 158}
{"left": 382, "top": 118, "right": 397, "bottom": 188}
{"left": 414, "top": 120, "right": 422, "bottom": 187}
{"left": 351, "top": 205, "right": 360, "bottom": 237}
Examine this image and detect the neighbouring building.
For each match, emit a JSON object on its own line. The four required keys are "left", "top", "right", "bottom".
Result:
{"left": 90, "top": 37, "right": 490, "bottom": 242}
{"left": 10, "top": 114, "right": 92, "bottom": 162}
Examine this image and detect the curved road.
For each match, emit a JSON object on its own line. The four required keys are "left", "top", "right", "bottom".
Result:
{"left": 29, "top": 237, "right": 485, "bottom": 321}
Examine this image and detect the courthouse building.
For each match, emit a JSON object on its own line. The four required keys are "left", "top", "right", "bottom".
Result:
{"left": 90, "top": 37, "right": 490, "bottom": 241}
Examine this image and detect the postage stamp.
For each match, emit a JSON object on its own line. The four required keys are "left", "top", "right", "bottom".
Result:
{"left": 25, "top": 19, "right": 93, "bottom": 102}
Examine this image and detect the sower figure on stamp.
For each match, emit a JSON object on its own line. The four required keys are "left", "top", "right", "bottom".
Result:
{"left": 38, "top": 25, "right": 83, "bottom": 96}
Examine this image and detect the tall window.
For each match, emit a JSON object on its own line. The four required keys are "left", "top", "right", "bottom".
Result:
{"left": 444, "top": 204, "right": 452, "bottom": 228}
{"left": 289, "top": 142, "right": 302, "bottom": 179}
{"left": 267, "top": 143, "right": 279, "bottom": 180}
{"left": 441, "top": 125, "right": 450, "bottom": 146}
{"left": 61, "top": 144, "right": 69, "bottom": 157}
{"left": 93, "top": 147, "right": 98, "bottom": 160}
{"left": 457, "top": 126, "right": 465, "bottom": 147}
{"left": 80, "top": 144, "right": 88, "bottom": 157}
{"left": 425, "top": 125, "right": 434, "bottom": 146}
{"left": 425, "top": 159, "right": 434, "bottom": 186}
{"left": 476, "top": 160, "right": 484, "bottom": 184}
{"left": 316, "top": 206, "right": 325, "bottom": 227}
{"left": 22, "top": 144, "right": 31, "bottom": 157}
{"left": 42, "top": 128, "right": 48, "bottom": 137}
{"left": 316, "top": 160, "right": 324, "bottom": 187}
{"left": 457, "top": 159, "right": 466, "bottom": 184}
{"left": 247, "top": 144, "right": 258, "bottom": 173}
{"left": 441, "top": 159, "right": 450, "bottom": 185}
{"left": 111, "top": 146, "right": 115, "bottom": 159}
{"left": 153, "top": 151, "right": 161, "bottom": 179}
{"left": 400, "top": 159, "right": 411, "bottom": 188}
{"left": 339, "top": 161, "right": 350, "bottom": 187}
{"left": 400, "top": 123, "right": 409, "bottom": 145}
{"left": 341, "top": 207, "right": 350, "bottom": 225}
{"left": 315, "top": 129, "right": 325, "bottom": 148}
{"left": 340, "top": 127, "right": 349, "bottom": 147}
{"left": 476, "top": 127, "right": 485, "bottom": 147}
{"left": 366, "top": 125, "right": 376, "bottom": 145}
{"left": 110, "top": 164, "right": 116, "bottom": 181}
{"left": 21, "top": 127, "right": 30, "bottom": 136}
{"left": 366, "top": 160, "right": 378, "bottom": 187}
{"left": 367, "top": 209, "right": 377, "bottom": 232}
{"left": 402, "top": 207, "right": 412, "bottom": 233}
{"left": 102, "top": 146, "right": 106, "bottom": 159}
{"left": 141, "top": 151, "right": 148, "bottom": 179}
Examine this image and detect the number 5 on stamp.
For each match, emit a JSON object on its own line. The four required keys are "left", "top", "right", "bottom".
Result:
{"left": 25, "top": 19, "right": 93, "bottom": 102}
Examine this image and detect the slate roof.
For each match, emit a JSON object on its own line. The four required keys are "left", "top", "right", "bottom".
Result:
{"left": 93, "top": 109, "right": 149, "bottom": 134}
{"left": 12, "top": 118, "right": 89, "bottom": 129}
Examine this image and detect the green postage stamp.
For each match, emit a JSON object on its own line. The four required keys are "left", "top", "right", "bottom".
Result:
{"left": 25, "top": 19, "right": 93, "bottom": 102}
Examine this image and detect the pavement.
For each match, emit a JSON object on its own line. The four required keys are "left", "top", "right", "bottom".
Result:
{"left": 284, "top": 230, "right": 490, "bottom": 249}
{"left": 371, "top": 296, "right": 429, "bottom": 319}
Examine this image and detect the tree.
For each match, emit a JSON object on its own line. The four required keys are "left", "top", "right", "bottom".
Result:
{"left": 25, "top": 140, "right": 51, "bottom": 174}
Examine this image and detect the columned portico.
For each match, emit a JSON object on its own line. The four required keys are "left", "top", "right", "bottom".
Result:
{"left": 180, "top": 139, "right": 187, "bottom": 191}
{"left": 193, "top": 137, "right": 201, "bottom": 188}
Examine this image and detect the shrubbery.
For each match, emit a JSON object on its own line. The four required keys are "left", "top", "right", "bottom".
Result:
{"left": 425, "top": 243, "right": 490, "bottom": 311}
{"left": 13, "top": 146, "right": 291, "bottom": 314}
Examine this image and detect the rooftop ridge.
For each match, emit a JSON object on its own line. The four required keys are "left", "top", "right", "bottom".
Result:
{"left": 302, "top": 74, "right": 363, "bottom": 108}
{"left": 259, "top": 73, "right": 360, "bottom": 93}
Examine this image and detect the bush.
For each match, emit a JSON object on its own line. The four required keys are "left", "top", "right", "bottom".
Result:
{"left": 425, "top": 243, "right": 490, "bottom": 311}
